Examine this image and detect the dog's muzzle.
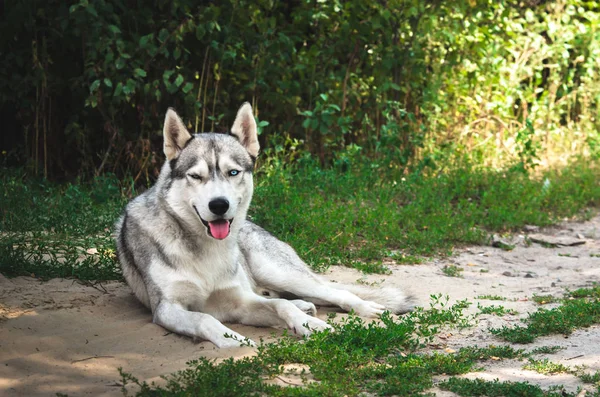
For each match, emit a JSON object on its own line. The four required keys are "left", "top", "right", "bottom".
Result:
{"left": 193, "top": 205, "right": 232, "bottom": 240}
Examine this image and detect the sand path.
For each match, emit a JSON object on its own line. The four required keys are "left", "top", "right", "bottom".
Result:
{"left": 1, "top": 216, "right": 599, "bottom": 396}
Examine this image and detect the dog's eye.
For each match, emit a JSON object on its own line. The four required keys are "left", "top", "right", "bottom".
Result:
{"left": 228, "top": 170, "right": 240, "bottom": 177}
{"left": 188, "top": 174, "right": 202, "bottom": 180}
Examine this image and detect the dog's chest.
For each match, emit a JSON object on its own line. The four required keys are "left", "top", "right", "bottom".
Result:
{"left": 165, "top": 239, "right": 242, "bottom": 286}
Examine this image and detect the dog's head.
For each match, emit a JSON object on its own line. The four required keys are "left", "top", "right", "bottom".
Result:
{"left": 162, "top": 103, "right": 259, "bottom": 240}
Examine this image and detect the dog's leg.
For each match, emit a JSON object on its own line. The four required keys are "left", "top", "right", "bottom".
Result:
{"left": 241, "top": 223, "right": 413, "bottom": 317}
{"left": 153, "top": 301, "right": 254, "bottom": 348}
{"left": 254, "top": 263, "right": 389, "bottom": 317}
{"left": 205, "top": 288, "right": 331, "bottom": 337}
{"left": 289, "top": 299, "right": 317, "bottom": 316}
{"left": 289, "top": 281, "right": 388, "bottom": 318}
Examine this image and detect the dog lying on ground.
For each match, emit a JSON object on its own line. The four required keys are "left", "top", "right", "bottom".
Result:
{"left": 115, "top": 103, "right": 413, "bottom": 347}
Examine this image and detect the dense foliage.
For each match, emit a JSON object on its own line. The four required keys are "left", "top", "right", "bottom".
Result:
{"left": 1, "top": 0, "right": 599, "bottom": 180}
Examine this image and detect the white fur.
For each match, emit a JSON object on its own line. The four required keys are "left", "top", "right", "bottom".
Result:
{"left": 116, "top": 103, "right": 414, "bottom": 348}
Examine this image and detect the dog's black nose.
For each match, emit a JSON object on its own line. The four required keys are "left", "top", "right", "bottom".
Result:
{"left": 208, "top": 197, "right": 230, "bottom": 215}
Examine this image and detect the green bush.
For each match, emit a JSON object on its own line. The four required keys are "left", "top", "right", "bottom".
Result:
{"left": 1, "top": 1, "right": 598, "bottom": 180}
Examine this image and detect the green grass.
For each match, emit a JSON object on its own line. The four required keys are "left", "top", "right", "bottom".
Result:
{"left": 528, "top": 346, "right": 563, "bottom": 355}
{"left": 115, "top": 292, "right": 600, "bottom": 396}
{"left": 532, "top": 294, "right": 559, "bottom": 305}
{"left": 2, "top": 159, "right": 600, "bottom": 279}
{"left": 442, "top": 264, "right": 464, "bottom": 277}
{"left": 439, "top": 378, "right": 576, "bottom": 397}
{"left": 477, "top": 303, "right": 518, "bottom": 316}
{"left": 578, "top": 370, "right": 600, "bottom": 385}
{"left": 491, "top": 287, "right": 600, "bottom": 343}
{"left": 0, "top": 169, "right": 128, "bottom": 279}
{"left": 523, "top": 359, "right": 600, "bottom": 393}
{"left": 524, "top": 358, "right": 570, "bottom": 375}
{"left": 115, "top": 298, "right": 537, "bottom": 396}
{"left": 118, "top": 296, "right": 474, "bottom": 396}
{"left": 477, "top": 295, "right": 507, "bottom": 301}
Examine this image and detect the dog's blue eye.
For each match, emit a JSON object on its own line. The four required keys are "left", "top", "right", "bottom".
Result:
{"left": 228, "top": 170, "right": 240, "bottom": 177}
{"left": 188, "top": 174, "right": 202, "bottom": 180}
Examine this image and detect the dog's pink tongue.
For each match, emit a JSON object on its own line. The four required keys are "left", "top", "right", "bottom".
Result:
{"left": 209, "top": 220, "right": 230, "bottom": 240}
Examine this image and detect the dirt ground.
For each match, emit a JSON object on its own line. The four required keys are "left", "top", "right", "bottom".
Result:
{"left": 1, "top": 216, "right": 599, "bottom": 396}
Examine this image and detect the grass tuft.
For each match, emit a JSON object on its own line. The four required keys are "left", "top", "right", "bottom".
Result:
{"left": 491, "top": 287, "right": 600, "bottom": 343}
{"left": 439, "top": 377, "right": 574, "bottom": 397}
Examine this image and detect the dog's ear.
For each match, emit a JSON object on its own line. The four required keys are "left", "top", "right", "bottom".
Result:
{"left": 163, "top": 108, "right": 193, "bottom": 160}
{"left": 230, "top": 102, "right": 259, "bottom": 159}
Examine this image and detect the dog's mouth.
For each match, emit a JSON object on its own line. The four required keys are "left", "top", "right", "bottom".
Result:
{"left": 202, "top": 218, "right": 232, "bottom": 240}
{"left": 193, "top": 206, "right": 232, "bottom": 240}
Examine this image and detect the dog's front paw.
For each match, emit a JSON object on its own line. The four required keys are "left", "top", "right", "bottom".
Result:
{"left": 352, "top": 300, "right": 386, "bottom": 318}
{"left": 291, "top": 315, "right": 332, "bottom": 337}
{"left": 214, "top": 332, "right": 256, "bottom": 348}
{"left": 290, "top": 299, "right": 317, "bottom": 316}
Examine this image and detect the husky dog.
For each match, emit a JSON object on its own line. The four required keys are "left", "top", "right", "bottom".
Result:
{"left": 115, "top": 103, "right": 413, "bottom": 348}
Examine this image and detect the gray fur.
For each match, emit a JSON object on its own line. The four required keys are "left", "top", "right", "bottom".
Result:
{"left": 115, "top": 103, "right": 414, "bottom": 348}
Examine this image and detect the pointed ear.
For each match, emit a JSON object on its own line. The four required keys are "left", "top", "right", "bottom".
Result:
{"left": 230, "top": 102, "right": 259, "bottom": 158}
{"left": 163, "top": 108, "right": 193, "bottom": 160}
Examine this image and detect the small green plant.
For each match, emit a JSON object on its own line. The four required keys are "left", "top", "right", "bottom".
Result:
{"left": 567, "top": 285, "right": 600, "bottom": 299}
{"left": 532, "top": 294, "right": 559, "bottom": 305}
{"left": 529, "top": 346, "right": 563, "bottom": 355}
{"left": 491, "top": 287, "right": 600, "bottom": 343}
{"left": 442, "top": 264, "right": 464, "bottom": 278}
{"left": 524, "top": 358, "right": 570, "bottom": 375}
{"left": 477, "top": 303, "right": 518, "bottom": 316}
{"left": 350, "top": 260, "right": 391, "bottom": 275}
{"left": 355, "top": 277, "right": 384, "bottom": 287}
{"left": 511, "top": 119, "right": 541, "bottom": 174}
{"left": 440, "top": 377, "right": 572, "bottom": 397}
{"left": 477, "top": 295, "right": 507, "bottom": 301}
{"left": 577, "top": 369, "right": 600, "bottom": 385}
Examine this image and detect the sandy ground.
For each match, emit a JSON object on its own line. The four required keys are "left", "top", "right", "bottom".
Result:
{"left": 1, "top": 216, "right": 599, "bottom": 396}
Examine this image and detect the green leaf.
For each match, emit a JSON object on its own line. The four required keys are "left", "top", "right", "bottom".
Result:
{"left": 89, "top": 80, "right": 100, "bottom": 93}
{"left": 85, "top": 5, "right": 98, "bottom": 17}
{"left": 115, "top": 58, "right": 125, "bottom": 70}
{"left": 113, "top": 82, "right": 124, "bottom": 97}
{"left": 174, "top": 74, "right": 184, "bottom": 87}
{"left": 108, "top": 25, "right": 121, "bottom": 35}
{"left": 158, "top": 28, "right": 169, "bottom": 42}
{"left": 134, "top": 68, "right": 147, "bottom": 78}
{"left": 103, "top": 78, "right": 112, "bottom": 88}
{"left": 139, "top": 34, "right": 153, "bottom": 48}
{"left": 124, "top": 79, "right": 136, "bottom": 96}
{"left": 195, "top": 25, "right": 205, "bottom": 40}
{"left": 182, "top": 82, "right": 193, "bottom": 94}
{"left": 163, "top": 70, "right": 175, "bottom": 80}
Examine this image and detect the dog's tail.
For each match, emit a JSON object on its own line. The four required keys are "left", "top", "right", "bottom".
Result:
{"left": 331, "top": 283, "right": 416, "bottom": 314}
